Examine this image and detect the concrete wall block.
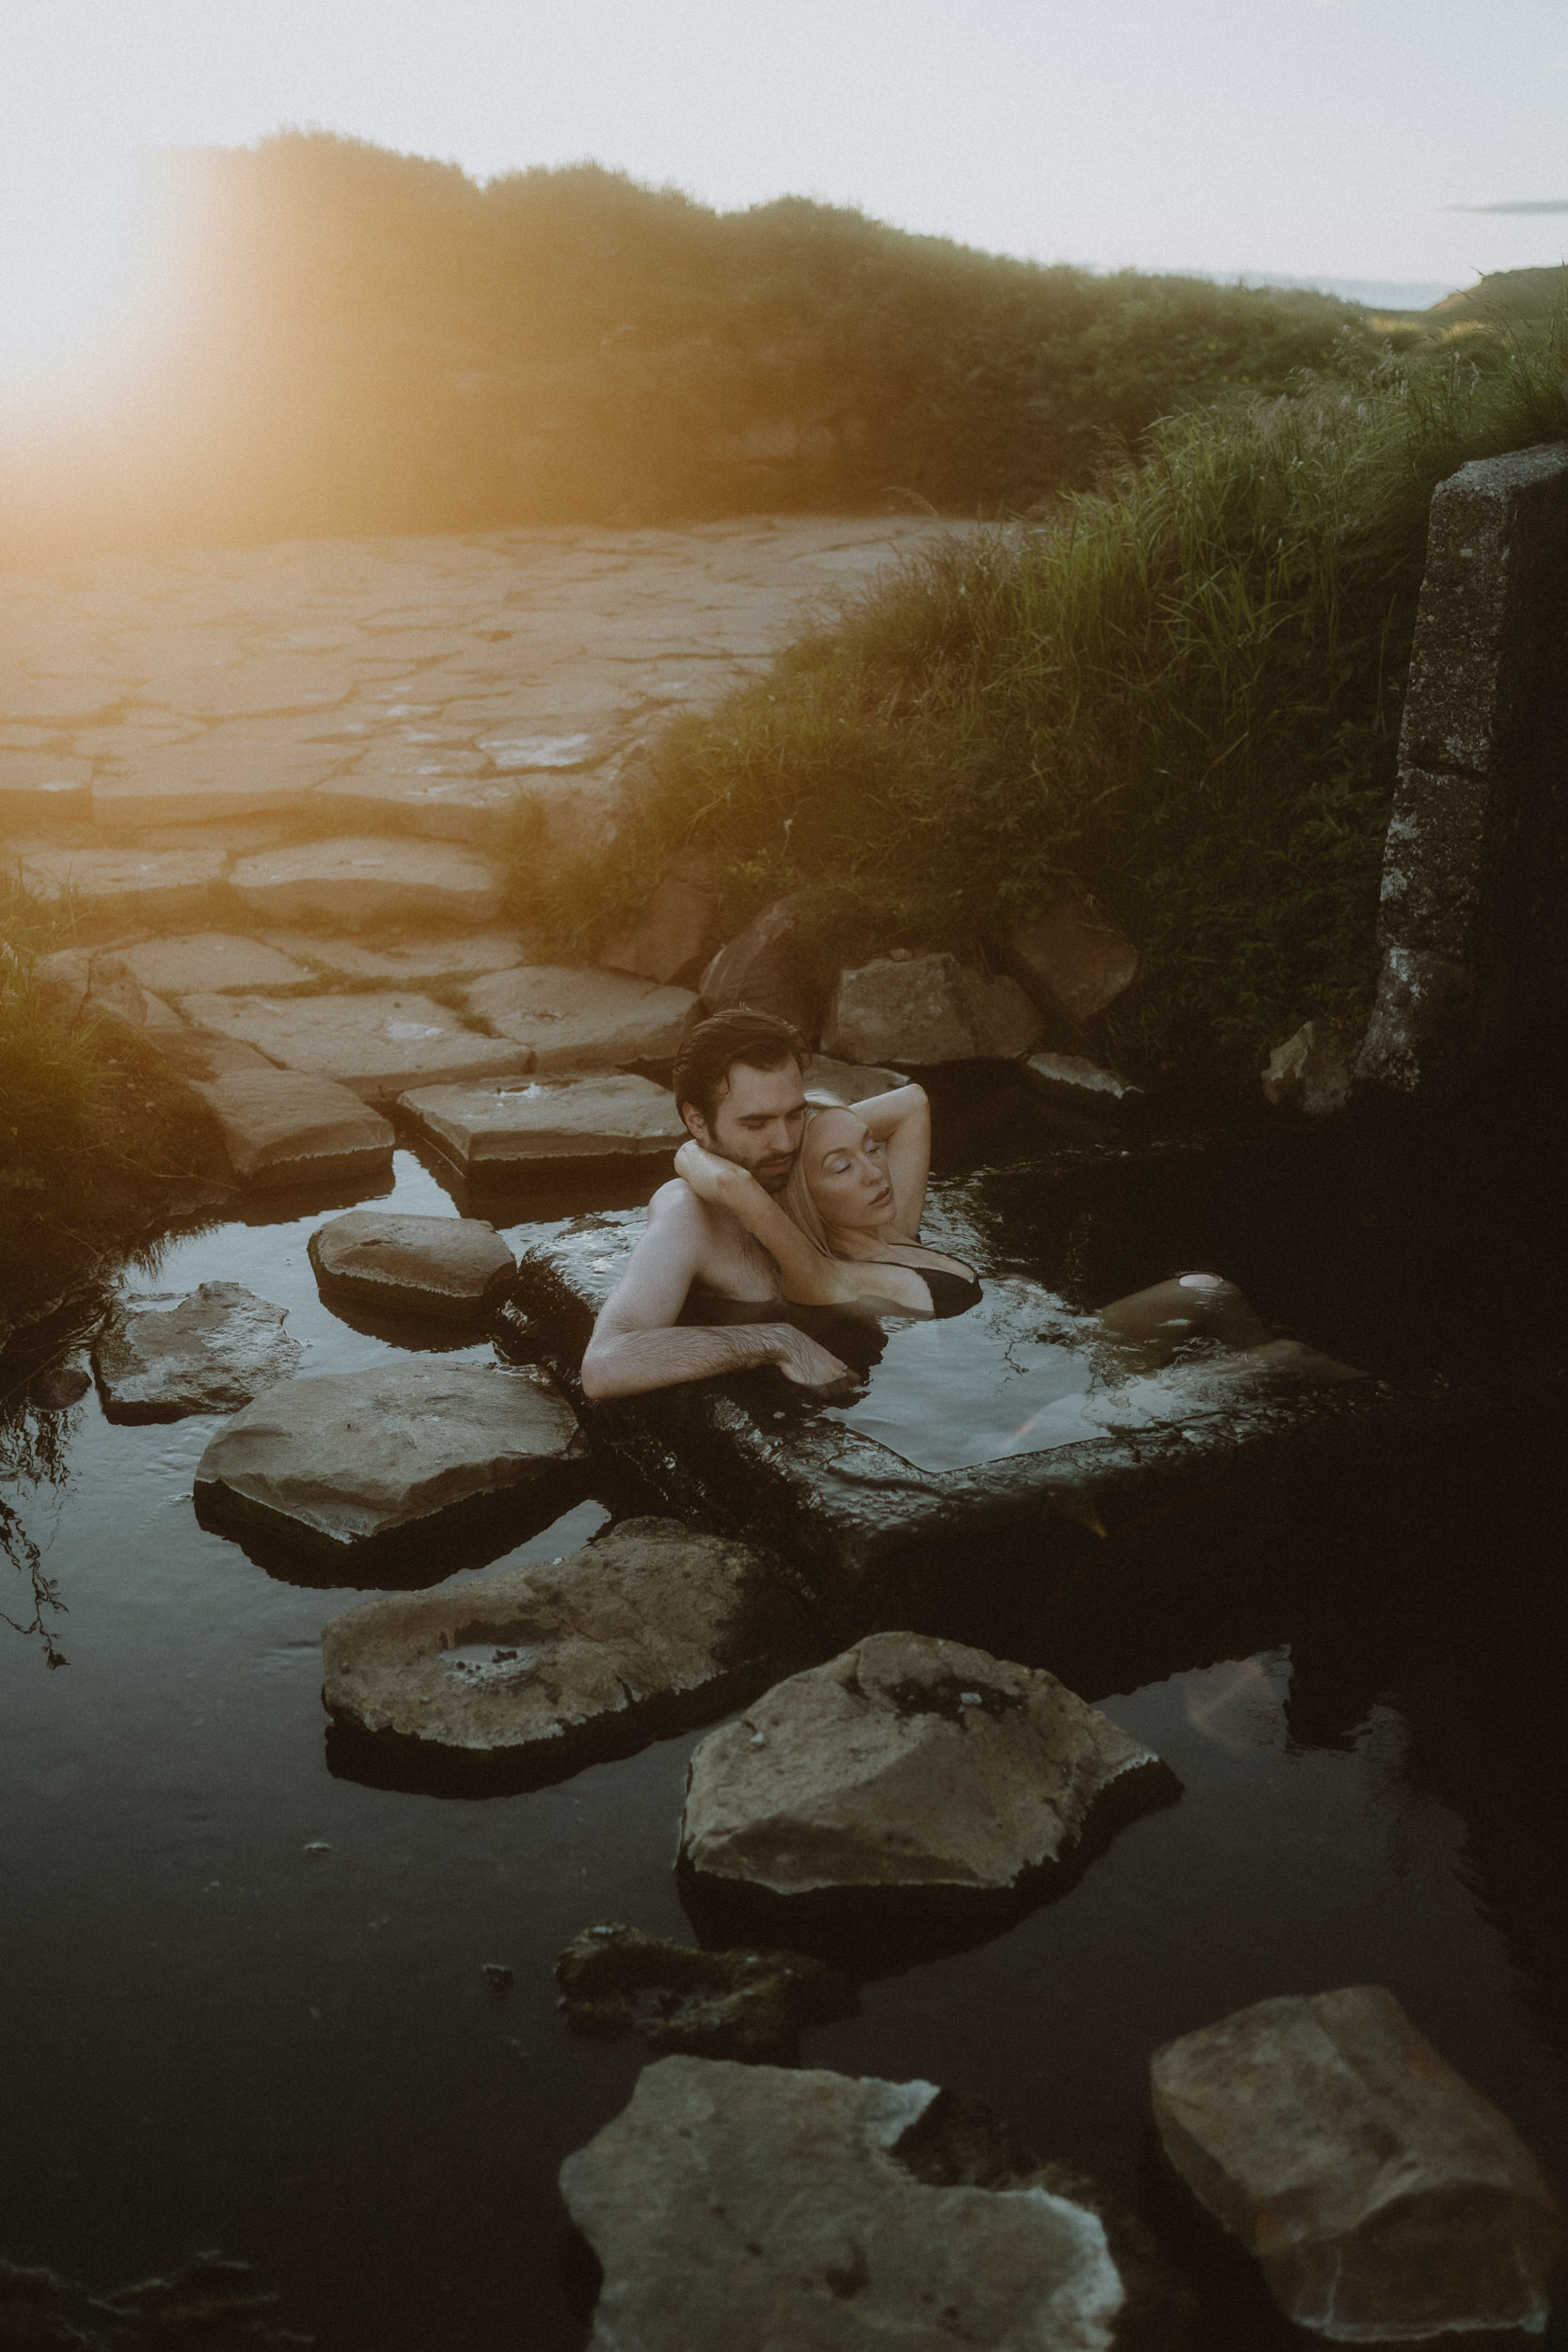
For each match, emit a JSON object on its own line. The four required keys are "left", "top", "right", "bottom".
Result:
{"left": 1400, "top": 441, "right": 1568, "bottom": 776}
{"left": 1375, "top": 766, "right": 1500, "bottom": 960}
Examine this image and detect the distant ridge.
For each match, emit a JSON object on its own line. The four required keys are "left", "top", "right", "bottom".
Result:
{"left": 1427, "top": 266, "right": 1568, "bottom": 322}
{"left": 1234, "top": 273, "right": 1457, "bottom": 312}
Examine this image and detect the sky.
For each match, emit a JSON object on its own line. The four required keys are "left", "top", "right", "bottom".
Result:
{"left": 3, "top": 0, "right": 1566, "bottom": 368}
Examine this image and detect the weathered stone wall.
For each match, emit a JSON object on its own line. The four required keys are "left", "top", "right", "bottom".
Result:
{"left": 1357, "top": 440, "right": 1568, "bottom": 1100}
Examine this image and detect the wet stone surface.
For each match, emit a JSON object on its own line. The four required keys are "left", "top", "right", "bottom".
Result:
{"left": 308, "top": 1210, "right": 515, "bottom": 1325}
{"left": 320, "top": 1516, "right": 814, "bottom": 1780}
{"left": 1150, "top": 1984, "right": 1562, "bottom": 2343}
{"left": 678, "top": 1630, "right": 1173, "bottom": 1911}
{"left": 554, "top": 1922, "right": 855, "bottom": 2064}
{"left": 511, "top": 1215, "right": 1411, "bottom": 1645}
{"left": 559, "top": 2058, "right": 1191, "bottom": 2351}
{"left": 191, "top": 1068, "right": 396, "bottom": 1189}
{"left": 398, "top": 1073, "right": 687, "bottom": 1176}
{"left": 92, "top": 1283, "right": 302, "bottom": 1422}
{"left": 194, "top": 1360, "right": 581, "bottom": 1569}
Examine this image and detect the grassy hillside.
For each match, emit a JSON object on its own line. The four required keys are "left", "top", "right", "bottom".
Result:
{"left": 510, "top": 326, "right": 1567, "bottom": 1082}
{"left": 3, "top": 133, "right": 1373, "bottom": 556}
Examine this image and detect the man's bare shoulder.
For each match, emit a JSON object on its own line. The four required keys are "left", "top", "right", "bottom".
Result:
{"left": 644, "top": 1176, "right": 717, "bottom": 1233}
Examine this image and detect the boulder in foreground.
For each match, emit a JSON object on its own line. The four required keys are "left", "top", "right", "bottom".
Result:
{"left": 321, "top": 1516, "right": 813, "bottom": 1772}
{"left": 308, "top": 1210, "right": 515, "bottom": 1324}
{"left": 1150, "top": 1983, "right": 1561, "bottom": 2343}
{"left": 555, "top": 1922, "right": 853, "bottom": 2064}
{"left": 560, "top": 2057, "right": 1190, "bottom": 2351}
{"left": 192, "top": 1069, "right": 394, "bottom": 1190}
{"left": 93, "top": 1283, "right": 302, "bottom": 1422}
{"left": 399, "top": 1072, "right": 686, "bottom": 1175}
{"left": 196, "top": 1361, "right": 580, "bottom": 1567}
{"left": 822, "top": 953, "right": 1041, "bottom": 1065}
{"left": 680, "top": 1629, "right": 1170, "bottom": 1907}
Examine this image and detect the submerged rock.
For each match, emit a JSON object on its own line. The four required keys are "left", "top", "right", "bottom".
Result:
{"left": 320, "top": 1516, "right": 813, "bottom": 1769}
{"left": 559, "top": 2057, "right": 1191, "bottom": 2350}
{"left": 93, "top": 1283, "right": 302, "bottom": 1422}
{"left": 1261, "top": 1020, "right": 1356, "bottom": 1118}
{"left": 309, "top": 1210, "right": 515, "bottom": 1324}
{"left": 1150, "top": 1984, "right": 1561, "bottom": 2343}
{"left": 823, "top": 953, "right": 1041, "bottom": 1066}
{"left": 195, "top": 1361, "right": 580, "bottom": 1565}
{"left": 192, "top": 1068, "right": 395, "bottom": 1190}
{"left": 555, "top": 1922, "right": 853, "bottom": 2063}
{"left": 399, "top": 1072, "right": 686, "bottom": 1175}
{"left": 679, "top": 1630, "right": 1170, "bottom": 1908}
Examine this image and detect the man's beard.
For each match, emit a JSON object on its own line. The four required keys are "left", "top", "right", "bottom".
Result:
{"left": 711, "top": 1140, "right": 796, "bottom": 1194}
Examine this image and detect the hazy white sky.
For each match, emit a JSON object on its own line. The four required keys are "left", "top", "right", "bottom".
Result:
{"left": 4, "top": 0, "right": 1565, "bottom": 361}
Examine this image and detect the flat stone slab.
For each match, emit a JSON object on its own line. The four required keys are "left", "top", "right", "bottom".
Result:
{"left": 1151, "top": 1985, "right": 1561, "bottom": 2342}
{"left": 400, "top": 1073, "right": 686, "bottom": 1173}
{"left": 90, "top": 739, "right": 345, "bottom": 830}
{"left": 118, "top": 932, "right": 313, "bottom": 996}
{"left": 514, "top": 1213, "right": 1417, "bottom": 1645}
{"left": 680, "top": 1630, "right": 1169, "bottom": 1904}
{"left": 321, "top": 1516, "right": 812, "bottom": 1774}
{"left": 463, "top": 965, "right": 696, "bottom": 1072}
{"left": 555, "top": 1923, "right": 853, "bottom": 2064}
{"left": 228, "top": 837, "right": 502, "bottom": 930}
{"left": 560, "top": 2058, "right": 1186, "bottom": 2350}
{"left": 0, "top": 755, "right": 93, "bottom": 832}
{"left": 192, "top": 1069, "right": 395, "bottom": 1189}
{"left": 93, "top": 1283, "right": 302, "bottom": 1422}
{"left": 1022, "top": 1052, "right": 1145, "bottom": 1115}
{"left": 313, "top": 761, "right": 517, "bottom": 845}
{"left": 256, "top": 929, "right": 531, "bottom": 981}
{"left": 176, "top": 991, "right": 530, "bottom": 1103}
{"left": 196, "top": 1361, "right": 580, "bottom": 1565}
{"left": 309, "top": 1210, "right": 515, "bottom": 1324}
{"left": 12, "top": 843, "right": 228, "bottom": 924}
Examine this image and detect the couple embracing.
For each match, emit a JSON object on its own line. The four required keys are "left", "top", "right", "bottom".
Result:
{"left": 582, "top": 1008, "right": 1276, "bottom": 1400}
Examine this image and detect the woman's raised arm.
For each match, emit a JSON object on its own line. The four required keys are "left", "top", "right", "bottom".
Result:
{"left": 846, "top": 1083, "right": 930, "bottom": 1237}
{"left": 673, "top": 1140, "right": 851, "bottom": 1307}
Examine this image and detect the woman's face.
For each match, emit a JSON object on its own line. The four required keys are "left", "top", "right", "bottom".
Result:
{"left": 804, "top": 1109, "right": 895, "bottom": 1233}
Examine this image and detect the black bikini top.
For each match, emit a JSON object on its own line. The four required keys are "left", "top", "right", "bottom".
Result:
{"left": 917, "top": 1265, "right": 985, "bottom": 1318}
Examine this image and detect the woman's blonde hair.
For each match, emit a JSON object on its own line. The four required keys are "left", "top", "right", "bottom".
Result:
{"left": 781, "top": 1106, "right": 862, "bottom": 1260}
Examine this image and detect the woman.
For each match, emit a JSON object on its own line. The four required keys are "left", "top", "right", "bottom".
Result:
{"left": 674, "top": 1082, "right": 1278, "bottom": 1367}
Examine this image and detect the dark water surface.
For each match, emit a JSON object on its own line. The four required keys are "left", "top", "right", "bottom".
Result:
{"left": 4, "top": 1093, "right": 1567, "bottom": 2347}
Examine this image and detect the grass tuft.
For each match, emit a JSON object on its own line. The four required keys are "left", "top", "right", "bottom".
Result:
{"left": 507, "top": 326, "right": 1568, "bottom": 1078}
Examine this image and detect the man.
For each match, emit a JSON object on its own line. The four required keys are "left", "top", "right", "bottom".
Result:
{"left": 580, "top": 1007, "right": 851, "bottom": 1398}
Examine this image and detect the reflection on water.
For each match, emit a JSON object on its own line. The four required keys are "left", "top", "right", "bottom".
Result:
{"left": 822, "top": 1277, "right": 1336, "bottom": 1474}
{"left": 1, "top": 1348, "right": 90, "bottom": 1669}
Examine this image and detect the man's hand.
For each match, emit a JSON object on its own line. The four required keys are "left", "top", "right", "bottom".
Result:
{"left": 768, "top": 1326, "right": 853, "bottom": 1389}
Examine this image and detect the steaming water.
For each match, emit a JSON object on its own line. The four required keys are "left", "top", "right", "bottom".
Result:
{"left": 4, "top": 1132, "right": 1567, "bottom": 2349}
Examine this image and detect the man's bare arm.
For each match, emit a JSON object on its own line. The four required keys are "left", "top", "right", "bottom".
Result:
{"left": 580, "top": 1182, "right": 849, "bottom": 1399}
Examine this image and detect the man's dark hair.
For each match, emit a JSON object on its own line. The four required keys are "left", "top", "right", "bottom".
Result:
{"left": 673, "top": 1007, "right": 806, "bottom": 1126}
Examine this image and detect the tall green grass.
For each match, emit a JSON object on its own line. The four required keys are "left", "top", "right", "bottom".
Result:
{"left": 509, "top": 330, "right": 1567, "bottom": 1078}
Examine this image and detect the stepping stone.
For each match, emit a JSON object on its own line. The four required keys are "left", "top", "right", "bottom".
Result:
{"left": 197, "top": 1361, "right": 581, "bottom": 1565}
{"left": 399, "top": 1073, "right": 686, "bottom": 1174}
{"left": 680, "top": 1630, "right": 1170, "bottom": 1907}
{"left": 0, "top": 755, "right": 93, "bottom": 832}
{"left": 255, "top": 929, "right": 530, "bottom": 982}
{"left": 802, "top": 1053, "right": 909, "bottom": 1108}
{"left": 118, "top": 933, "right": 312, "bottom": 996}
{"left": 464, "top": 964, "right": 696, "bottom": 1072}
{"left": 309, "top": 1210, "right": 515, "bottom": 1324}
{"left": 175, "top": 991, "right": 530, "bottom": 1103}
{"left": 555, "top": 1923, "right": 853, "bottom": 2064}
{"left": 192, "top": 1069, "right": 395, "bottom": 1189}
{"left": 560, "top": 2058, "right": 1187, "bottom": 2351}
{"left": 12, "top": 843, "right": 228, "bottom": 925}
{"left": 1150, "top": 1985, "right": 1561, "bottom": 2342}
{"left": 148, "top": 1028, "right": 276, "bottom": 1084}
{"left": 313, "top": 756, "right": 516, "bottom": 845}
{"left": 93, "top": 1283, "right": 302, "bottom": 1422}
{"left": 90, "top": 739, "right": 346, "bottom": 830}
{"left": 229, "top": 836, "right": 501, "bottom": 929}
{"left": 321, "top": 1517, "right": 811, "bottom": 1770}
